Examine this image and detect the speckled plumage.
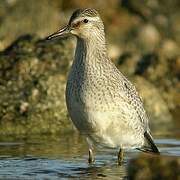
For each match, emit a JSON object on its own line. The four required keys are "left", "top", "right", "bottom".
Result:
{"left": 66, "top": 38, "right": 147, "bottom": 149}
{"left": 47, "top": 8, "right": 159, "bottom": 161}
{"left": 65, "top": 9, "right": 159, "bottom": 152}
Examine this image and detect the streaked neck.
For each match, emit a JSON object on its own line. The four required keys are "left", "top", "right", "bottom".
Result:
{"left": 74, "top": 32, "right": 107, "bottom": 66}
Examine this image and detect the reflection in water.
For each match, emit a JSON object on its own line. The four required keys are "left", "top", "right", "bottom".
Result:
{"left": 0, "top": 131, "right": 179, "bottom": 179}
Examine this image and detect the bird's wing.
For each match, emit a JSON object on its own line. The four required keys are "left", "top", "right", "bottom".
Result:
{"left": 120, "top": 76, "right": 149, "bottom": 129}
{"left": 119, "top": 77, "right": 159, "bottom": 153}
{"left": 107, "top": 63, "right": 149, "bottom": 129}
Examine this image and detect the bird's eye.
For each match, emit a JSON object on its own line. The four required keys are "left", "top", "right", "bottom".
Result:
{"left": 83, "top": 19, "right": 89, "bottom": 23}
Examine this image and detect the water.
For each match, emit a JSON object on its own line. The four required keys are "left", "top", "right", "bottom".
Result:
{"left": 0, "top": 130, "right": 179, "bottom": 179}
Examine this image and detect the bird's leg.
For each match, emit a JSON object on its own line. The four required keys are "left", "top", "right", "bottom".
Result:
{"left": 88, "top": 148, "right": 95, "bottom": 164}
{"left": 118, "top": 147, "right": 123, "bottom": 165}
{"left": 86, "top": 137, "right": 95, "bottom": 164}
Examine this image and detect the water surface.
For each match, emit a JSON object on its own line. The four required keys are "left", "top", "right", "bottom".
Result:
{"left": 0, "top": 129, "right": 179, "bottom": 179}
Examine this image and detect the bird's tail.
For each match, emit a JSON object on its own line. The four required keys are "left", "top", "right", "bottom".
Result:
{"left": 138, "top": 131, "right": 160, "bottom": 154}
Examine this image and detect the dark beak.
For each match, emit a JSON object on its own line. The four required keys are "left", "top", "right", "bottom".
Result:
{"left": 46, "top": 25, "right": 70, "bottom": 40}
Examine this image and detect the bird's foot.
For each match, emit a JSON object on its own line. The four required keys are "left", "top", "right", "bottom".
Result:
{"left": 88, "top": 148, "right": 95, "bottom": 164}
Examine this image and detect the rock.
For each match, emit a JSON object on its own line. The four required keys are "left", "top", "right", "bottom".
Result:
{"left": 127, "top": 154, "right": 180, "bottom": 180}
{"left": 0, "top": 0, "right": 63, "bottom": 51}
{"left": 108, "top": 44, "right": 122, "bottom": 60}
{"left": 117, "top": 52, "right": 140, "bottom": 76}
{"left": 135, "top": 53, "right": 159, "bottom": 75}
{"left": 0, "top": 34, "right": 75, "bottom": 136}
{"left": 121, "top": 0, "right": 180, "bottom": 43}
{"left": 160, "top": 39, "right": 179, "bottom": 59}
{"left": 120, "top": 0, "right": 180, "bottom": 72}
{"left": 134, "top": 52, "right": 179, "bottom": 115}
{"left": 137, "top": 24, "right": 160, "bottom": 52}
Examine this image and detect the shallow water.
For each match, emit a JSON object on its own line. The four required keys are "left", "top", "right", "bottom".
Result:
{"left": 0, "top": 130, "right": 179, "bottom": 179}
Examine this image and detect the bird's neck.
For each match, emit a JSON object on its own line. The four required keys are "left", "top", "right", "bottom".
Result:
{"left": 74, "top": 33, "right": 108, "bottom": 67}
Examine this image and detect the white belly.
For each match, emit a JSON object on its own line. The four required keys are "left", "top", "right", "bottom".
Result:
{"left": 67, "top": 99, "right": 145, "bottom": 149}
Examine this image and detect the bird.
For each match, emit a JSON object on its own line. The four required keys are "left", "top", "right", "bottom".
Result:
{"left": 46, "top": 8, "right": 159, "bottom": 164}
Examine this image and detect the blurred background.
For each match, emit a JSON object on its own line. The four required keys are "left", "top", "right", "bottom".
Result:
{"left": 0, "top": 0, "right": 179, "bottom": 179}
{"left": 0, "top": 0, "right": 179, "bottom": 136}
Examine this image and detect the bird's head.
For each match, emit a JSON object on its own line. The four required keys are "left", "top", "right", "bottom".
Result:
{"left": 46, "top": 8, "right": 104, "bottom": 40}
